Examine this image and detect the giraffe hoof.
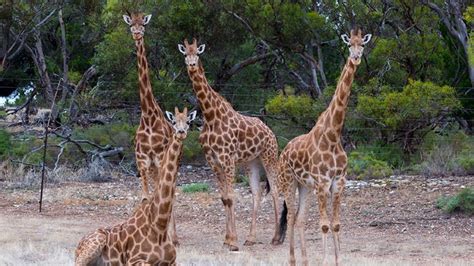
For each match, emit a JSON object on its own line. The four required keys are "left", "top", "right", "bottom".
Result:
{"left": 271, "top": 238, "right": 283, "bottom": 245}
{"left": 224, "top": 243, "right": 239, "bottom": 251}
{"left": 243, "top": 240, "right": 256, "bottom": 246}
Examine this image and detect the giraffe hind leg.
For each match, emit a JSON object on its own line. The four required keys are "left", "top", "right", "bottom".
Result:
{"left": 244, "top": 159, "right": 261, "bottom": 246}
{"left": 75, "top": 229, "right": 107, "bottom": 266}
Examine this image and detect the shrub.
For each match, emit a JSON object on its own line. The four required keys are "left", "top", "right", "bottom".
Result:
{"left": 265, "top": 92, "right": 318, "bottom": 129}
{"left": 348, "top": 151, "right": 393, "bottom": 180}
{"left": 437, "top": 188, "right": 474, "bottom": 215}
{"left": 0, "top": 129, "right": 11, "bottom": 159}
{"left": 182, "top": 131, "right": 203, "bottom": 162}
{"left": 182, "top": 182, "right": 210, "bottom": 193}
{"left": 353, "top": 143, "right": 405, "bottom": 168}
{"left": 356, "top": 80, "right": 461, "bottom": 151}
{"left": 415, "top": 130, "right": 474, "bottom": 176}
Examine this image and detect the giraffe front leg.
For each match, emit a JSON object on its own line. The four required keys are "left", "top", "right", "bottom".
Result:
{"left": 221, "top": 159, "right": 239, "bottom": 251}
{"left": 206, "top": 153, "right": 239, "bottom": 251}
{"left": 331, "top": 175, "right": 346, "bottom": 266}
{"left": 136, "top": 157, "right": 151, "bottom": 199}
{"left": 169, "top": 211, "right": 179, "bottom": 247}
{"left": 317, "top": 180, "right": 331, "bottom": 266}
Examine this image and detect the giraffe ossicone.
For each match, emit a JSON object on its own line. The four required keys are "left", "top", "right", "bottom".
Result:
{"left": 277, "top": 28, "right": 372, "bottom": 266}
{"left": 74, "top": 107, "right": 194, "bottom": 265}
{"left": 123, "top": 11, "right": 180, "bottom": 245}
{"left": 179, "top": 38, "right": 283, "bottom": 251}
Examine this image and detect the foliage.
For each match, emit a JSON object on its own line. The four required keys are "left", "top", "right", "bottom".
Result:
{"left": 348, "top": 151, "right": 393, "bottom": 180}
{"left": 356, "top": 80, "right": 461, "bottom": 151}
{"left": 265, "top": 92, "right": 318, "bottom": 129}
{"left": 414, "top": 129, "right": 474, "bottom": 176}
{"left": 182, "top": 131, "right": 203, "bottom": 162}
{"left": 0, "top": 129, "right": 11, "bottom": 159}
{"left": 181, "top": 182, "right": 210, "bottom": 193}
{"left": 437, "top": 188, "right": 474, "bottom": 215}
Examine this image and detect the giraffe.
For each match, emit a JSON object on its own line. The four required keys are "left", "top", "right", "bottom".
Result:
{"left": 75, "top": 107, "right": 197, "bottom": 266}
{"left": 123, "top": 12, "right": 180, "bottom": 245}
{"left": 276, "top": 28, "right": 372, "bottom": 266}
{"left": 178, "top": 38, "right": 281, "bottom": 251}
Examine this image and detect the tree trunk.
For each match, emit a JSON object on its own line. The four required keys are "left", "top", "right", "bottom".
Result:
{"left": 58, "top": 8, "right": 69, "bottom": 104}
{"left": 425, "top": 0, "right": 474, "bottom": 87}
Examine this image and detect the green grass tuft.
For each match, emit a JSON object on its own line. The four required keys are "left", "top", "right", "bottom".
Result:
{"left": 182, "top": 183, "right": 210, "bottom": 193}
{"left": 436, "top": 187, "right": 474, "bottom": 215}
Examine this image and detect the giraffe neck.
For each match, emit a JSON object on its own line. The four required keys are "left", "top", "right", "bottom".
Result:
{"left": 135, "top": 38, "right": 163, "bottom": 118}
{"left": 150, "top": 134, "right": 182, "bottom": 231}
{"left": 187, "top": 63, "right": 233, "bottom": 124}
{"left": 318, "top": 58, "right": 357, "bottom": 134}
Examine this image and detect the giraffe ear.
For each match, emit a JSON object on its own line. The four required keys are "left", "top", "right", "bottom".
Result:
{"left": 197, "top": 44, "right": 206, "bottom": 54}
{"left": 188, "top": 110, "right": 197, "bottom": 122}
{"left": 143, "top": 14, "right": 152, "bottom": 25}
{"left": 362, "top": 34, "right": 372, "bottom": 45}
{"left": 178, "top": 44, "right": 186, "bottom": 55}
{"left": 341, "top": 34, "right": 350, "bottom": 45}
{"left": 165, "top": 111, "right": 175, "bottom": 123}
{"left": 123, "top": 15, "right": 132, "bottom": 25}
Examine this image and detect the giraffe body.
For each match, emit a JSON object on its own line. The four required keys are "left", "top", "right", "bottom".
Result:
{"left": 179, "top": 39, "right": 281, "bottom": 250}
{"left": 123, "top": 13, "right": 179, "bottom": 245}
{"left": 277, "top": 29, "right": 372, "bottom": 266}
{"left": 75, "top": 108, "right": 196, "bottom": 266}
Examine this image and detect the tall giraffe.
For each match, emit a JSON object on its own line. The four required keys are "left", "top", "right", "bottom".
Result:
{"left": 75, "top": 107, "right": 196, "bottom": 266}
{"left": 276, "top": 29, "right": 372, "bottom": 266}
{"left": 178, "top": 38, "right": 281, "bottom": 251}
{"left": 123, "top": 12, "right": 180, "bottom": 245}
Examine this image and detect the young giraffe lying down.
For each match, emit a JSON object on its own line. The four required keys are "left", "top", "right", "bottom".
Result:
{"left": 74, "top": 107, "right": 196, "bottom": 266}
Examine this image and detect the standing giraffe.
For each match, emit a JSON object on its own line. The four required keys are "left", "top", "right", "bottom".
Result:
{"left": 276, "top": 29, "right": 372, "bottom": 266}
{"left": 178, "top": 38, "right": 281, "bottom": 251}
{"left": 75, "top": 107, "right": 196, "bottom": 266}
{"left": 123, "top": 12, "right": 180, "bottom": 245}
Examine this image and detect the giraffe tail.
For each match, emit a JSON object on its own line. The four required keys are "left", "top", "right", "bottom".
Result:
{"left": 278, "top": 201, "right": 288, "bottom": 243}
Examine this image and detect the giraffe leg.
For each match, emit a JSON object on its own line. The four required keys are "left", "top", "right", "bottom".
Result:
{"left": 244, "top": 159, "right": 261, "bottom": 246}
{"left": 260, "top": 154, "right": 282, "bottom": 245}
{"left": 284, "top": 179, "right": 297, "bottom": 266}
{"left": 75, "top": 229, "right": 107, "bottom": 266}
{"left": 317, "top": 180, "right": 331, "bottom": 266}
{"left": 169, "top": 211, "right": 179, "bottom": 247}
{"left": 136, "top": 160, "right": 149, "bottom": 198}
{"left": 296, "top": 184, "right": 311, "bottom": 266}
{"left": 206, "top": 153, "right": 239, "bottom": 251}
{"left": 221, "top": 159, "right": 239, "bottom": 251}
{"left": 331, "top": 175, "right": 346, "bottom": 266}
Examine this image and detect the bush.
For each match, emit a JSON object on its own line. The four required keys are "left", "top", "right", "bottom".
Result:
{"left": 348, "top": 151, "right": 393, "bottom": 180}
{"left": 0, "top": 129, "right": 11, "bottom": 159}
{"left": 265, "top": 92, "right": 319, "bottom": 129}
{"left": 352, "top": 143, "right": 405, "bottom": 168}
{"left": 356, "top": 80, "right": 461, "bottom": 151}
{"left": 437, "top": 188, "right": 474, "bottom": 215}
{"left": 415, "top": 130, "right": 474, "bottom": 176}
{"left": 182, "top": 131, "right": 203, "bottom": 162}
{"left": 182, "top": 182, "right": 210, "bottom": 193}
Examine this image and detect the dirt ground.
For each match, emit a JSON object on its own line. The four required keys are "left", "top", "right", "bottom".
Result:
{"left": 0, "top": 167, "right": 473, "bottom": 265}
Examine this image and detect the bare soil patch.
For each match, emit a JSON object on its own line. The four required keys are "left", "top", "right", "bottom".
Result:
{"left": 0, "top": 167, "right": 472, "bottom": 265}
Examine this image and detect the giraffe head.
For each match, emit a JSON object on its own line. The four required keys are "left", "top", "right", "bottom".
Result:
{"left": 123, "top": 12, "right": 152, "bottom": 41}
{"left": 165, "top": 107, "right": 197, "bottom": 140}
{"left": 341, "top": 28, "right": 372, "bottom": 65}
{"left": 178, "top": 38, "right": 206, "bottom": 72}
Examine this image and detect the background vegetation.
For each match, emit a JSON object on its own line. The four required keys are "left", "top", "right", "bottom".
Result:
{"left": 0, "top": 0, "right": 473, "bottom": 180}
